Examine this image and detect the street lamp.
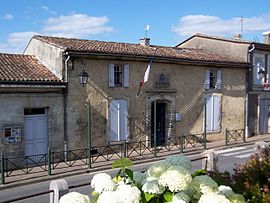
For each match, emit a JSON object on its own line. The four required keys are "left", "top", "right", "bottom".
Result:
{"left": 78, "top": 59, "right": 89, "bottom": 86}
{"left": 78, "top": 59, "right": 91, "bottom": 168}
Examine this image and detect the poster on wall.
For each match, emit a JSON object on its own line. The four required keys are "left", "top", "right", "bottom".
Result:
{"left": 4, "top": 127, "right": 22, "bottom": 143}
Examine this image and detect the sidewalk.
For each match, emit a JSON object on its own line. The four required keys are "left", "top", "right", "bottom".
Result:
{"left": 1, "top": 134, "right": 269, "bottom": 190}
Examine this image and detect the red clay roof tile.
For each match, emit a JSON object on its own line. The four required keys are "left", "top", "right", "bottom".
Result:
{"left": 0, "top": 53, "right": 61, "bottom": 82}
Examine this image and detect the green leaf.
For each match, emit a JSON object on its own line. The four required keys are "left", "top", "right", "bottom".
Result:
{"left": 112, "top": 158, "right": 133, "bottom": 170}
{"left": 192, "top": 169, "right": 207, "bottom": 178}
{"left": 163, "top": 191, "right": 173, "bottom": 202}
{"left": 125, "top": 168, "right": 133, "bottom": 180}
{"left": 143, "top": 192, "right": 155, "bottom": 202}
{"left": 91, "top": 191, "right": 99, "bottom": 203}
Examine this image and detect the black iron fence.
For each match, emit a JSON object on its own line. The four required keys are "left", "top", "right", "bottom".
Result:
{"left": 225, "top": 128, "right": 246, "bottom": 145}
{"left": 0, "top": 130, "right": 244, "bottom": 185}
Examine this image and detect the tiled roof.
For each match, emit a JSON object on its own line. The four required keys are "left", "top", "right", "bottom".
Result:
{"left": 33, "top": 35, "right": 248, "bottom": 65}
{"left": 0, "top": 53, "right": 61, "bottom": 83}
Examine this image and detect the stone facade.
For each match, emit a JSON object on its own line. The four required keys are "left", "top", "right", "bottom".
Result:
{"left": 20, "top": 35, "right": 248, "bottom": 152}
{"left": 0, "top": 91, "right": 64, "bottom": 156}
{"left": 178, "top": 34, "right": 270, "bottom": 136}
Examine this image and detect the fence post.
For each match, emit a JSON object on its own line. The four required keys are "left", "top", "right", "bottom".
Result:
{"left": 225, "top": 128, "right": 228, "bottom": 146}
{"left": 243, "top": 129, "right": 246, "bottom": 143}
{"left": 48, "top": 148, "right": 52, "bottom": 176}
{"left": 180, "top": 131, "right": 184, "bottom": 153}
{"left": 124, "top": 140, "right": 127, "bottom": 158}
{"left": 1, "top": 154, "right": 5, "bottom": 184}
{"left": 153, "top": 101, "right": 157, "bottom": 158}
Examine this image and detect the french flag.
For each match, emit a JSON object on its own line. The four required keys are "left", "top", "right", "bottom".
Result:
{"left": 136, "top": 48, "right": 158, "bottom": 96}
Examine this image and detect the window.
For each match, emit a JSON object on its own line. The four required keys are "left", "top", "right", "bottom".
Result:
{"left": 205, "top": 95, "right": 221, "bottom": 132}
{"left": 109, "top": 64, "right": 129, "bottom": 87}
{"left": 109, "top": 100, "right": 128, "bottom": 142}
{"left": 253, "top": 53, "right": 266, "bottom": 85}
{"left": 204, "top": 70, "right": 222, "bottom": 90}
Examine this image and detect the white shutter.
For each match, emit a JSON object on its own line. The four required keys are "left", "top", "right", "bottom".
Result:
{"left": 204, "top": 70, "right": 210, "bottom": 90}
{"left": 110, "top": 100, "right": 119, "bottom": 142}
{"left": 109, "top": 63, "right": 115, "bottom": 87}
{"left": 119, "top": 100, "right": 128, "bottom": 140}
{"left": 206, "top": 95, "right": 212, "bottom": 131}
{"left": 215, "top": 70, "right": 222, "bottom": 90}
{"left": 123, "top": 64, "right": 129, "bottom": 87}
{"left": 213, "top": 96, "right": 221, "bottom": 131}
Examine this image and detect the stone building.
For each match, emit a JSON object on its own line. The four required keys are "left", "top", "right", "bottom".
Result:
{"left": 0, "top": 53, "right": 65, "bottom": 158}
{"left": 0, "top": 35, "right": 249, "bottom": 157}
{"left": 178, "top": 32, "right": 270, "bottom": 136}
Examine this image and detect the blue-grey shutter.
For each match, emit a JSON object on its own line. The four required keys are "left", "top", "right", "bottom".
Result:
{"left": 215, "top": 70, "right": 222, "bottom": 90}
{"left": 206, "top": 95, "right": 213, "bottom": 131}
{"left": 213, "top": 96, "right": 221, "bottom": 131}
{"left": 123, "top": 64, "right": 129, "bottom": 87}
{"left": 204, "top": 70, "right": 210, "bottom": 90}
{"left": 110, "top": 100, "right": 119, "bottom": 142}
{"left": 109, "top": 64, "right": 115, "bottom": 87}
{"left": 119, "top": 100, "right": 128, "bottom": 140}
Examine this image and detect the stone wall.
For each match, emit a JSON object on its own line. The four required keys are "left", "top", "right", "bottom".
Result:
{"left": 0, "top": 92, "right": 64, "bottom": 157}
{"left": 65, "top": 57, "right": 246, "bottom": 150}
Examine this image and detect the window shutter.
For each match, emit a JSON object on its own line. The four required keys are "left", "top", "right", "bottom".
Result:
{"left": 119, "top": 100, "right": 128, "bottom": 140}
{"left": 213, "top": 96, "right": 221, "bottom": 131}
{"left": 204, "top": 70, "right": 210, "bottom": 90}
{"left": 123, "top": 64, "right": 129, "bottom": 87}
{"left": 215, "top": 70, "right": 222, "bottom": 90}
{"left": 110, "top": 100, "right": 119, "bottom": 142}
{"left": 206, "top": 95, "right": 213, "bottom": 131}
{"left": 108, "top": 64, "right": 115, "bottom": 87}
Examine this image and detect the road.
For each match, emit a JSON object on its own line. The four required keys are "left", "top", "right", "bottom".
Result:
{"left": 0, "top": 145, "right": 254, "bottom": 203}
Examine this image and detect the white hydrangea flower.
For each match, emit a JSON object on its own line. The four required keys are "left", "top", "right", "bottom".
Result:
{"left": 97, "top": 191, "right": 120, "bottom": 203}
{"left": 91, "top": 173, "right": 116, "bottom": 194}
{"left": 172, "top": 191, "right": 191, "bottom": 203}
{"left": 133, "top": 171, "right": 146, "bottom": 186}
{"left": 116, "top": 184, "right": 141, "bottom": 203}
{"left": 142, "top": 178, "right": 165, "bottom": 194}
{"left": 198, "top": 192, "right": 230, "bottom": 203}
{"left": 218, "top": 185, "right": 245, "bottom": 203}
{"left": 147, "top": 161, "right": 170, "bottom": 178}
{"left": 226, "top": 193, "right": 246, "bottom": 203}
{"left": 158, "top": 165, "right": 192, "bottom": 192}
{"left": 59, "top": 192, "right": 90, "bottom": 203}
{"left": 165, "top": 154, "right": 192, "bottom": 170}
{"left": 188, "top": 175, "right": 218, "bottom": 200}
{"left": 141, "top": 176, "right": 158, "bottom": 185}
{"left": 218, "top": 185, "right": 234, "bottom": 197}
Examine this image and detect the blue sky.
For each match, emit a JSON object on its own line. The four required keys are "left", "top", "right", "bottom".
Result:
{"left": 1, "top": 0, "right": 270, "bottom": 53}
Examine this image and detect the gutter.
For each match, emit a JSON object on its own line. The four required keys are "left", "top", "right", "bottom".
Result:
{"left": 65, "top": 51, "right": 250, "bottom": 69}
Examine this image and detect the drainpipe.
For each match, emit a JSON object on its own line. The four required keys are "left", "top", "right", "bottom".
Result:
{"left": 63, "top": 54, "right": 70, "bottom": 160}
{"left": 245, "top": 44, "right": 255, "bottom": 139}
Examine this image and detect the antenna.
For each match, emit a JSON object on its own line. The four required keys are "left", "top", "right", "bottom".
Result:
{"left": 240, "top": 15, "right": 243, "bottom": 37}
{"left": 145, "top": 25, "right": 150, "bottom": 38}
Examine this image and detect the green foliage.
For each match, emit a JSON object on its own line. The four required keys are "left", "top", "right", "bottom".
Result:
{"left": 192, "top": 169, "right": 207, "bottom": 178}
{"left": 232, "top": 149, "right": 270, "bottom": 203}
{"left": 207, "top": 170, "right": 232, "bottom": 187}
{"left": 112, "top": 158, "right": 133, "bottom": 170}
{"left": 163, "top": 191, "right": 173, "bottom": 202}
{"left": 91, "top": 191, "right": 99, "bottom": 202}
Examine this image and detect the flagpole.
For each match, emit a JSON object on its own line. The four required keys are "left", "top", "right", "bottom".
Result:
{"left": 136, "top": 48, "right": 158, "bottom": 96}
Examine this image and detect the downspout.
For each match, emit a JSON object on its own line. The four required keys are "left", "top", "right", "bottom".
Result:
{"left": 245, "top": 44, "right": 255, "bottom": 138}
{"left": 63, "top": 54, "right": 70, "bottom": 160}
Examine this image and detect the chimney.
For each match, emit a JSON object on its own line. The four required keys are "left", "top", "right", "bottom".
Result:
{"left": 263, "top": 31, "right": 270, "bottom": 45}
{"left": 139, "top": 38, "right": 150, "bottom": 46}
{"left": 233, "top": 34, "right": 242, "bottom": 40}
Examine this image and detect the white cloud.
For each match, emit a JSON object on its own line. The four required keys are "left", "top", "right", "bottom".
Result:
{"left": 0, "top": 13, "right": 113, "bottom": 53}
{"left": 42, "top": 13, "right": 113, "bottom": 38}
{"left": 172, "top": 14, "right": 270, "bottom": 38}
{"left": 2, "top": 14, "right": 14, "bottom": 20}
